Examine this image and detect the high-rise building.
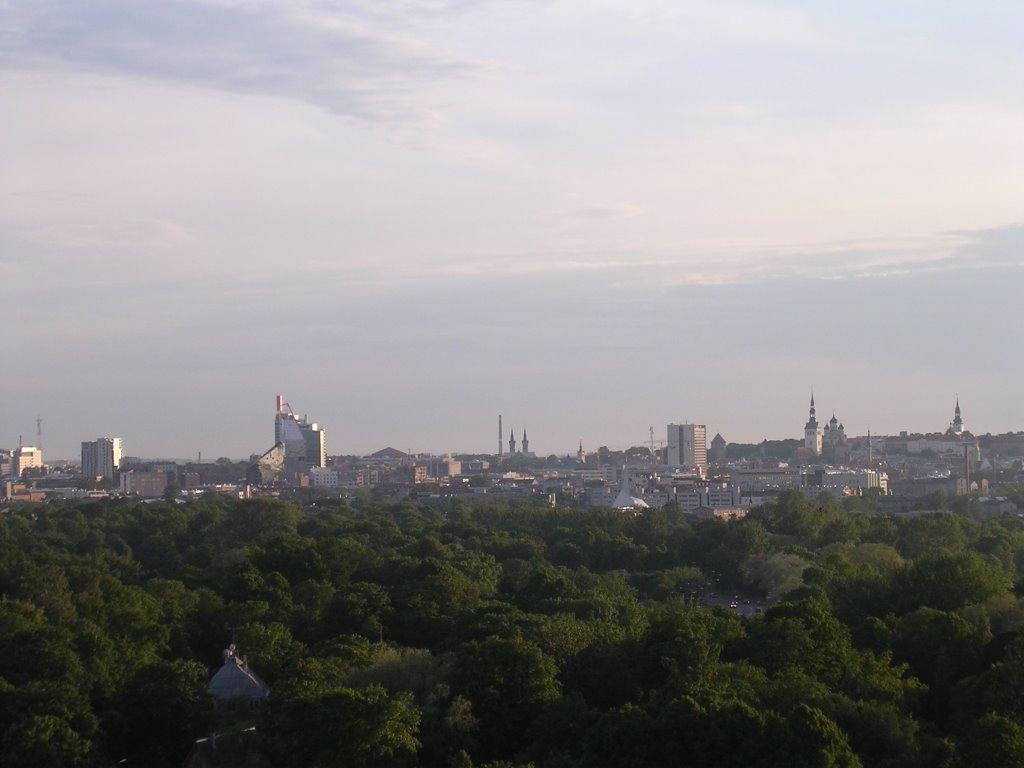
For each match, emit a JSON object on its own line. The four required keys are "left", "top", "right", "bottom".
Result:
{"left": 12, "top": 446, "right": 43, "bottom": 478}
{"left": 81, "top": 437, "right": 123, "bottom": 479}
{"left": 273, "top": 395, "right": 326, "bottom": 477}
{"left": 666, "top": 423, "right": 707, "bottom": 472}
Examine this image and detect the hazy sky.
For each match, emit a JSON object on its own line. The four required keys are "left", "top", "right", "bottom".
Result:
{"left": 2, "top": 0, "right": 1022, "bottom": 460}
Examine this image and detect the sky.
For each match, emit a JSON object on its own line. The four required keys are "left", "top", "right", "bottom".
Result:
{"left": 1, "top": 0, "right": 1022, "bottom": 460}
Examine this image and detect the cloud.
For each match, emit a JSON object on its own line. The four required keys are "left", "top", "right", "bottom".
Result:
{"left": 574, "top": 201, "right": 646, "bottom": 220}
{"left": 946, "top": 222, "right": 1024, "bottom": 266}
{"left": 0, "top": 0, "right": 478, "bottom": 121}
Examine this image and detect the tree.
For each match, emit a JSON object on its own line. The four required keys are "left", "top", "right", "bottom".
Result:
{"left": 895, "top": 551, "right": 1010, "bottom": 613}
{"left": 105, "top": 660, "right": 212, "bottom": 767}
{"left": 777, "top": 704, "right": 862, "bottom": 768}
{"left": 956, "top": 712, "right": 1024, "bottom": 768}
{"left": 893, "top": 607, "right": 985, "bottom": 721}
{"left": 0, "top": 714, "right": 92, "bottom": 768}
{"left": 455, "top": 636, "right": 560, "bottom": 759}
{"left": 747, "top": 600, "right": 855, "bottom": 687}
{"left": 263, "top": 683, "right": 420, "bottom": 768}
{"left": 162, "top": 480, "right": 182, "bottom": 503}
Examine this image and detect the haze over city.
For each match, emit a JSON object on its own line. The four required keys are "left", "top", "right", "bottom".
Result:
{"left": 2, "top": 1, "right": 1022, "bottom": 460}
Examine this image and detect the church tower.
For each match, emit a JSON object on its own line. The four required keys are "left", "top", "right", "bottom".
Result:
{"left": 948, "top": 397, "right": 964, "bottom": 436}
{"left": 509, "top": 429, "right": 517, "bottom": 455}
{"left": 804, "top": 392, "right": 822, "bottom": 456}
{"left": 521, "top": 427, "right": 529, "bottom": 455}
{"left": 577, "top": 440, "right": 587, "bottom": 464}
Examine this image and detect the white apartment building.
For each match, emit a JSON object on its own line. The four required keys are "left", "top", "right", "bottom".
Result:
{"left": 12, "top": 446, "right": 43, "bottom": 477}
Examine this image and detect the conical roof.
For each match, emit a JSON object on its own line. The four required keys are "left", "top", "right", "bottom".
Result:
{"left": 612, "top": 469, "right": 648, "bottom": 509}
{"left": 208, "top": 645, "right": 270, "bottom": 702}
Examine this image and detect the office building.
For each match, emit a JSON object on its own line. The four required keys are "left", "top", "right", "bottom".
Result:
{"left": 666, "top": 423, "right": 707, "bottom": 472}
{"left": 248, "top": 395, "right": 328, "bottom": 484}
{"left": 273, "top": 395, "right": 326, "bottom": 475}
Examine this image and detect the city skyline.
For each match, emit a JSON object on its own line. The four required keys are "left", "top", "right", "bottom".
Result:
{"left": 3, "top": 392, "right": 1013, "bottom": 463}
{"left": 2, "top": 2, "right": 1022, "bottom": 459}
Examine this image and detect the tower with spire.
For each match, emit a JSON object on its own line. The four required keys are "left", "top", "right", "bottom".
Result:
{"left": 804, "top": 392, "right": 822, "bottom": 456}
{"left": 509, "top": 429, "right": 517, "bottom": 455}
{"left": 947, "top": 397, "right": 964, "bottom": 436}
{"left": 521, "top": 427, "right": 529, "bottom": 455}
{"left": 577, "top": 440, "right": 587, "bottom": 465}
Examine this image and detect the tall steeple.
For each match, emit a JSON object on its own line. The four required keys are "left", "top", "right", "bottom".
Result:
{"left": 948, "top": 396, "right": 964, "bottom": 436}
{"left": 521, "top": 427, "right": 529, "bottom": 455}
{"left": 804, "top": 390, "right": 822, "bottom": 456}
{"left": 509, "top": 429, "right": 517, "bottom": 455}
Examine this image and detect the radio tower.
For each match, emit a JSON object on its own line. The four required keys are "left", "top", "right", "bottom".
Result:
{"left": 35, "top": 415, "right": 43, "bottom": 451}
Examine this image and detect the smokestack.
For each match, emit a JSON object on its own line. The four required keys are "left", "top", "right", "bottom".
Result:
{"left": 964, "top": 444, "right": 971, "bottom": 493}
{"left": 498, "top": 414, "right": 503, "bottom": 458}
{"left": 276, "top": 395, "right": 284, "bottom": 413}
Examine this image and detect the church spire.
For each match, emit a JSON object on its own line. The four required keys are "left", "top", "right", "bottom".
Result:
{"left": 949, "top": 396, "right": 964, "bottom": 436}
{"left": 804, "top": 389, "right": 822, "bottom": 456}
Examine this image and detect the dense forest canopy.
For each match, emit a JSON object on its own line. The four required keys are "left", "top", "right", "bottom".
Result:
{"left": 3, "top": 491, "right": 1024, "bottom": 766}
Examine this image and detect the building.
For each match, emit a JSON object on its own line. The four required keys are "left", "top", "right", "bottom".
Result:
{"left": 81, "top": 437, "right": 123, "bottom": 480}
{"left": 709, "top": 433, "right": 727, "bottom": 463}
{"left": 822, "top": 413, "right": 850, "bottom": 463}
{"left": 307, "top": 467, "right": 342, "bottom": 488}
{"left": 804, "top": 394, "right": 822, "bottom": 456}
{"left": 274, "top": 395, "right": 326, "bottom": 473}
{"left": 208, "top": 644, "right": 270, "bottom": 704}
{"left": 732, "top": 467, "right": 805, "bottom": 493}
{"left": 947, "top": 398, "right": 964, "bottom": 436}
{"left": 667, "top": 423, "right": 707, "bottom": 472}
{"left": 120, "top": 469, "right": 171, "bottom": 497}
{"left": 426, "top": 456, "right": 462, "bottom": 480}
{"left": 611, "top": 470, "right": 649, "bottom": 510}
{"left": 12, "top": 446, "right": 43, "bottom": 477}
{"left": 246, "top": 395, "right": 329, "bottom": 484}
{"left": 248, "top": 443, "right": 286, "bottom": 485}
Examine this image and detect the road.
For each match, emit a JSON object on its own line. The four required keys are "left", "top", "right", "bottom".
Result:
{"left": 698, "top": 593, "right": 766, "bottom": 619}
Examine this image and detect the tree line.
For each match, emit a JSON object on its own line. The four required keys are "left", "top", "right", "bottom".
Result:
{"left": 2, "top": 490, "right": 1024, "bottom": 766}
